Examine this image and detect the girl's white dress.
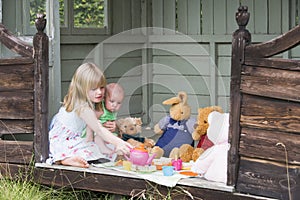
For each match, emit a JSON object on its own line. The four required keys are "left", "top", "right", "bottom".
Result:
{"left": 47, "top": 106, "right": 105, "bottom": 164}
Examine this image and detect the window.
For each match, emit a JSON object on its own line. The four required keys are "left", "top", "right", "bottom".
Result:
{"left": 60, "top": 0, "right": 109, "bottom": 35}
{"left": 27, "top": 0, "right": 109, "bottom": 35}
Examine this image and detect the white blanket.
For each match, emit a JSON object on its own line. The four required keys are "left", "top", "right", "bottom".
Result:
{"left": 92, "top": 162, "right": 190, "bottom": 187}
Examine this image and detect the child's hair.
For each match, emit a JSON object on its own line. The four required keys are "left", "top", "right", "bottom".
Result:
{"left": 105, "top": 83, "right": 124, "bottom": 99}
{"left": 63, "top": 62, "right": 106, "bottom": 113}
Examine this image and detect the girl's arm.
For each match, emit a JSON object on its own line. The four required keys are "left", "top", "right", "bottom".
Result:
{"left": 80, "top": 107, "right": 132, "bottom": 154}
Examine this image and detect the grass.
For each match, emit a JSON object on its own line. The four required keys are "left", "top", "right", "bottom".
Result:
{"left": 0, "top": 172, "right": 194, "bottom": 200}
{"left": 0, "top": 175, "right": 121, "bottom": 200}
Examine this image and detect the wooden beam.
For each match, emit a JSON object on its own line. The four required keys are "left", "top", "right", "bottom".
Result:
{"left": 33, "top": 14, "right": 49, "bottom": 163}
{"left": 0, "top": 24, "right": 33, "bottom": 57}
{"left": 237, "top": 157, "right": 300, "bottom": 200}
{"left": 245, "top": 24, "right": 300, "bottom": 57}
{"left": 239, "top": 127, "right": 300, "bottom": 164}
{"left": 0, "top": 141, "right": 33, "bottom": 164}
{"left": 34, "top": 166, "right": 263, "bottom": 200}
{"left": 228, "top": 5, "right": 251, "bottom": 186}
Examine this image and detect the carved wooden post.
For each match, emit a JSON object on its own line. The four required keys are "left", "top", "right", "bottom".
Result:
{"left": 228, "top": 6, "right": 251, "bottom": 186}
{"left": 33, "top": 14, "right": 49, "bottom": 163}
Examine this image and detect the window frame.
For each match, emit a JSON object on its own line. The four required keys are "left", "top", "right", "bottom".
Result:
{"left": 22, "top": 0, "right": 110, "bottom": 36}
{"left": 60, "top": 0, "right": 110, "bottom": 35}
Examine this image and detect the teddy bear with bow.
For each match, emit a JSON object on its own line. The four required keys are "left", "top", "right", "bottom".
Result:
{"left": 116, "top": 117, "right": 155, "bottom": 148}
{"left": 153, "top": 91, "right": 196, "bottom": 157}
{"left": 116, "top": 117, "right": 165, "bottom": 158}
{"left": 169, "top": 106, "right": 224, "bottom": 162}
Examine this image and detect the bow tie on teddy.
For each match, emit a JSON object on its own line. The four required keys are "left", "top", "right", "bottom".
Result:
{"left": 166, "top": 118, "right": 187, "bottom": 131}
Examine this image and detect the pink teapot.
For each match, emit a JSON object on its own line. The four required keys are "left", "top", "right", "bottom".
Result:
{"left": 124, "top": 145, "right": 156, "bottom": 166}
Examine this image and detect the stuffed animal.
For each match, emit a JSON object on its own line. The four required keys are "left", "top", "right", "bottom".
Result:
{"left": 191, "top": 111, "right": 230, "bottom": 183}
{"left": 193, "top": 106, "right": 223, "bottom": 149}
{"left": 170, "top": 106, "right": 223, "bottom": 162}
{"left": 116, "top": 117, "right": 155, "bottom": 148}
{"left": 154, "top": 91, "right": 196, "bottom": 157}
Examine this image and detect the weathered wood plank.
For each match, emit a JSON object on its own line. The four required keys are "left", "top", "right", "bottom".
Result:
{"left": 228, "top": 6, "right": 251, "bottom": 186}
{"left": 0, "top": 140, "right": 33, "bottom": 164}
{"left": 0, "top": 63, "right": 34, "bottom": 91}
{"left": 241, "top": 65, "right": 300, "bottom": 102}
{"left": 240, "top": 94, "right": 300, "bottom": 133}
{"left": 237, "top": 157, "right": 300, "bottom": 200}
{"left": 245, "top": 25, "right": 300, "bottom": 57}
{"left": 0, "top": 24, "right": 33, "bottom": 57}
{"left": 239, "top": 127, "right": 300, "bottom": 164}
{"left": 244, "top": 58, "right": 300, "bottom": 71}
{"left": 0, "top": 163, "right": 32, "bottom": 180}
{"left": 0, "top": 57, "right": 33, "bottom": 65}
{"left": 34, "top": 166, "right": 261, "bottom": 200}
{"left": 33, "top": 14, "right": 49, "bottom": 163}
{"left": 0, "top": 119, "right": 33, "bottom": 134}
{"left": 0, "top": 92, "right": 34, "bottom": 119}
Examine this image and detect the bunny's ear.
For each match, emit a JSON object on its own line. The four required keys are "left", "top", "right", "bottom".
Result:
{"left": 162, "top": 91, "right": 188, "bottom": 105}
{"left": 162, "top": 96, "right": 181, "bottom": 105}
{"left": 177, "top": 91, "right": 188, "bottom": 105}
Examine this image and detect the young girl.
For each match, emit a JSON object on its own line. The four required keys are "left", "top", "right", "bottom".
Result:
{"left": 47, "top": 63, "right": 132, "bottom": 168}
{"left": 83, "top": 82, "right": 124, "bottom": 142}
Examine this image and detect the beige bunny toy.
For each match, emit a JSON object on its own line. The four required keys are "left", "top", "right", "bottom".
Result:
{"left": 153, "top": 91, "right": 196, "bottom": 157}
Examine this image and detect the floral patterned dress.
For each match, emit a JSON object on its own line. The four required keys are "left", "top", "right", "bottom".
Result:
{"left": 47, "top": 106, "right": 105, "bottom": 164}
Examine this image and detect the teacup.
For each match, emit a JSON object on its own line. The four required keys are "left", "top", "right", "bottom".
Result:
{"left": 162, "top": 166, "right": 174, "bottom": 176}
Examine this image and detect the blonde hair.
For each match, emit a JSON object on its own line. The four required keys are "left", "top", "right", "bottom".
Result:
{"left": 63, "top": 62, "right": 106, "bottom": 113}
{"left": 106, "top": 83, "right": 124, "bottom": 99}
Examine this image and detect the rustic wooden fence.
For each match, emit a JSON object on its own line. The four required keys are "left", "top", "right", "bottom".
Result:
{"left": 229, "top": 6, "right": 300, "bottom": 200}
{"left": 0, "top": 14, "right": 48, "bottom": 178}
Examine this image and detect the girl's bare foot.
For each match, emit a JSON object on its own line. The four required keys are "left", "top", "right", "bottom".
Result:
{"left": 61, "top": 156, "right": 89, "bottom": 168}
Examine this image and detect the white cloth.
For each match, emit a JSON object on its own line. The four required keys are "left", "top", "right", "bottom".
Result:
{"left": 191, "top": 111, "right": 230, "bottom": 183}
{"left": 47, "top": 106, "right": 105, "bottom": 164}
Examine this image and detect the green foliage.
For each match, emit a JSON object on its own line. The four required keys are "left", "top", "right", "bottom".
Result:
{"left": 29, "top": 0, "right": 46, "bottom": 26}
{"left": 29, "top": 0, "right": 105, "bottom": 28}
{"left": 74, "top": 0, "right": 105, "bottom": 28}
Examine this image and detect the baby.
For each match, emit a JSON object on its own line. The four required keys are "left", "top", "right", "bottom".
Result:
{"left": 98, "top": 82, "right": 125, "bottom": 136}
{"left": 84, "top": 83, "right": 125, "bottom": 156}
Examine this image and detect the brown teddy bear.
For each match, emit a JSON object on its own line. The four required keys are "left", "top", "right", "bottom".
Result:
{"left": 193, "top": 106, "right": 223, "bottom": 149}
{"left": 154, "top": 91, "right": 196, "bottom": 157}
{"left": 116, "top": 117, "right": 155, "bottom": 148}
{"left": 170, "top": 106, "right": 223, "bottom": 162}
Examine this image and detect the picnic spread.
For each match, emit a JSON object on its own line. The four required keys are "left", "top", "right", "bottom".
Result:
{"left": 91, "top": 157, "right": 200, "bottom": 187}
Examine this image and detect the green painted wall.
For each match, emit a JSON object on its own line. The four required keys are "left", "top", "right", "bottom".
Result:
{"left": 2, "top": 0, "right": 300, "bottom": 126}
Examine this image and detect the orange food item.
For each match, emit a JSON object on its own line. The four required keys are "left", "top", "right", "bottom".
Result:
{"left": 179, "top": 171, "right": 198, "bottom": 177}
{"left": 115, "top": 160, "right": 123, "bottom": 166}
{"left": 154, "top": 162, "right": 172, "bottom": 170}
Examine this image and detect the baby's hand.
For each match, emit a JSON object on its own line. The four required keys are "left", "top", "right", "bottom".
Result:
{"left": 103, "top": 121, "right": 116, "bottom": 132}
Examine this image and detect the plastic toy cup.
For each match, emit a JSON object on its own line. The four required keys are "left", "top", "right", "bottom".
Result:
{"left": 172, "top": 159, "right": 182, "bottom": 171}
{"left": 162, "top": 166, "right": 174, "bottom": 176}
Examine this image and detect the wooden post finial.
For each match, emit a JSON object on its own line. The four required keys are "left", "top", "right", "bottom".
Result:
{"left": 236, "top": 6, "right": 250, "bottom": 30}
{"left": 35, "top": 13, "right": 46, "bottom": 33}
